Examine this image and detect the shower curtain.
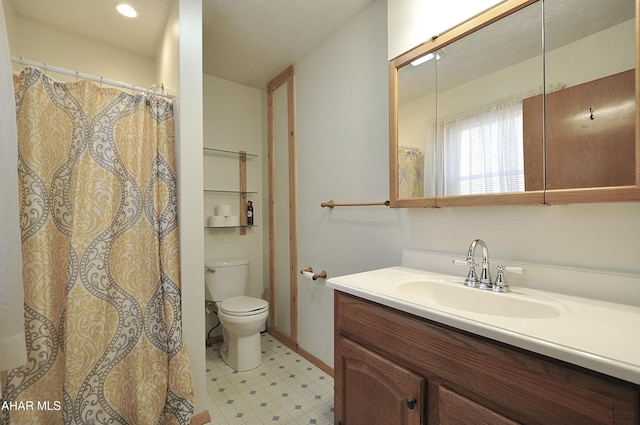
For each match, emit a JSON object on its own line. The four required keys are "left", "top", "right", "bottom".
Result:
{"left": 1, "top": 67, "right": 194, "bottom": 425}
{"left": 0, "top": 1, "right": 26, "bottom": 382}
{"left": 398, "top": 146, "right": 424, "bottom": 198}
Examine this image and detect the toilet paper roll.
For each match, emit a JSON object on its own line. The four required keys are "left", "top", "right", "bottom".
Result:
{"left": 215, "top": 204, "right": 232, "bottom": 216}
{"left": 210, "top": 216, "right": 225, "bottom": 227}
{"left": 301, "top": 271, "right": 316, "bottom": 281}
{"left": 227, "top": 215, "right": 240, "bottom": 226}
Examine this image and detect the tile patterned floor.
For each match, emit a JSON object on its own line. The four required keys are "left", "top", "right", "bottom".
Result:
{"left": 205, "top": 333, "right": 335, "bottom": 425}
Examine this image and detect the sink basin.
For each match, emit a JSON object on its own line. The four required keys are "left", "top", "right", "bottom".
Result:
{"left": 394, "top": 279, "right": 562, "bottom": 318}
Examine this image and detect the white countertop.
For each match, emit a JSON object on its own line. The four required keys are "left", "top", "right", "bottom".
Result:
{"left": 327, "top": 265, "right": 640, "bottom": 385}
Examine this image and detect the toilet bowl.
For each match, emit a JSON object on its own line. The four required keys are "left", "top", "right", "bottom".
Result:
{"left": 205, "top": 258, "right": 269, "bottom": 371}
{"left": 217, "top": 296, "right": 269, "bottom": 371}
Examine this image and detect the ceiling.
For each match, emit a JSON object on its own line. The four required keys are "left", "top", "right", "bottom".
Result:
{"left": 7, "top": 0, "right": 376, "bottom": 89}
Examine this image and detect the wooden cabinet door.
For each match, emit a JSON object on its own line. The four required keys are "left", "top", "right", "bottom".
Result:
{"left": 335, "top": 337, "right": 425, "bottom": 425}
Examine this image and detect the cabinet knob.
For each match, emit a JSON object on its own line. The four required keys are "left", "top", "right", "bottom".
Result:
{"left": 406, "top": 397, "right": 417, "bottom": 409}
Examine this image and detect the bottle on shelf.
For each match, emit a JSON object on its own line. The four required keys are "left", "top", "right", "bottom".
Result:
{"left": 247, "top": 200, "right": 254, "bottom": 226}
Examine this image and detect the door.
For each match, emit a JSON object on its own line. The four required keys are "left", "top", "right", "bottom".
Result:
{"left": 336, "top": 337, "right": 424, "bottom": 425}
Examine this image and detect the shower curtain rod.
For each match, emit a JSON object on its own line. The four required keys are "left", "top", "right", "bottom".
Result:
{"left": 11, "top": 56, "right": 175, "bottom": 99}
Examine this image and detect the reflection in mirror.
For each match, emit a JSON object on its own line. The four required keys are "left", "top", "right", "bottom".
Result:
{"left": 435, "top": 2, "right": 543, "bottom": 196}
{"left": 392, "top": 0, "right": 639, "bottom": 207}
{"left": 539, "top": 0, "right": 635, "bottom": 190}
{"left": 397, "top": 50, "right": 437, "bottom": 197}
{"left": 396, "top": 1, "right": 544, "bottom": 199}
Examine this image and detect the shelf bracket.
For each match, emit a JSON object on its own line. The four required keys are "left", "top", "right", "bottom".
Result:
{"left": 239, "top": 150, "right": 247, "bottom": 235}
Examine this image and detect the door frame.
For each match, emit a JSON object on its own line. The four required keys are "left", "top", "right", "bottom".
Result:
{"left": 266, "top": 65, "right": 298, "bottom": 349}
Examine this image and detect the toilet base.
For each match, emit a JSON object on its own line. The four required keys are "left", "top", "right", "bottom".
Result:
{"left": 220, "top": 329, "right": 263, "bottom": 371}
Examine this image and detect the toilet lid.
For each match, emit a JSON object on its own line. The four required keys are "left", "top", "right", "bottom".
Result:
{"left": 220, "top": 296, "right": 268, "bottom": 317}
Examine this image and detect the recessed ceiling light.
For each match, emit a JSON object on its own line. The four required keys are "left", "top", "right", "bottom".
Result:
{"left": 116, "top": 3, "right": 138, "bottom": 18}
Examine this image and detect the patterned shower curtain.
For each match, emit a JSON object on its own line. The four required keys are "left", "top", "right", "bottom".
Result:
{"left": 398, "top": 146, "right": 424, "bottom": 198}
{"left": 1, "top": 67, "right": 194, "bottom": 425}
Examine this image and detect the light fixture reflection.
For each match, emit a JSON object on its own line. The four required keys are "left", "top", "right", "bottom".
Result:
{"left": 411, "top": 49, "right": 445, "bottom": 67}
{"left": 116, "top": 3, "right": 138, "bottom": 18}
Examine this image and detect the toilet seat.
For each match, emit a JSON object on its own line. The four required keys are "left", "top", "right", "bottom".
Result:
{"left": 220, "top": 296, "right": 268, "bottom": 317}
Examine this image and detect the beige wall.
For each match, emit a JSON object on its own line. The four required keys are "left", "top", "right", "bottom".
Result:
{"left": 3, "top": 0, "right": 16, "bottom": 50}
{"left": 387, "top": 0, "right": 501, "bottom": 60}
{"left": 6, "top": 8, "right": 155, "bottom": 87}
{"left": 293, "top": 0, "right": 393, "bottom": 366}
{"left": 156, "top": 2, "right": 181, "bottom": 95}
{"left": 203, "top": 73, "right": 264, "bottom": 338}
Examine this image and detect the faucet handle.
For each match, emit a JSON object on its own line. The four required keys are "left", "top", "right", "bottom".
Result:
{"left": 453, "top": 259, "right": 479, "bottom": 287}
{"left": 493, "top": 265, "right": 511, "bottom": 293}
{"left": 492, "top": 265, "right": 525, "bottom": 292}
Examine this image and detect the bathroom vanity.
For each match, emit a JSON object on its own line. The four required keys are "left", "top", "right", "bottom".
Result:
{"left": 328, "top": 251, "right": 640, "bottom": 424}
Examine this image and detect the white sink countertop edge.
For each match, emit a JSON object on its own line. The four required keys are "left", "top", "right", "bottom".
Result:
{"left": 327, "top": 266, "right": 640, "bottom": 385}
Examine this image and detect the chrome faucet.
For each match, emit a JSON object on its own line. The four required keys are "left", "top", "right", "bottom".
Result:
{"left": 465, "top": 239, "right": 492, "bottom": 289}
{"left": 453, "top": 239, "right": 522, "bottom": 292}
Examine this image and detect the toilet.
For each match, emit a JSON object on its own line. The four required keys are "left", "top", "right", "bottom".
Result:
{"left": 205, "top": 258, "right": 269, "bottom": 371}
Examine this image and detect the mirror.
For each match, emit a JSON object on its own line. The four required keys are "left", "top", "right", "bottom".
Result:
{"left": 542, "top": 0, "right": 637, "bottom": 204}
{"left": 390, "top": 0, "right": 639, "bottom": 208}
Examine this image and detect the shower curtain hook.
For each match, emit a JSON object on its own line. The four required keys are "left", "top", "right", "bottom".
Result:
{"left": 75, "top": 70, "right": 80, "bottom": 84}
{"left": 100, "top": 76, "right": 103, "bottom": 88}
{"left": 43, "top": 62, "right": 48, "bottom": 75}
{"left": 148, "top": 83, "right": 163, "bottom": 95}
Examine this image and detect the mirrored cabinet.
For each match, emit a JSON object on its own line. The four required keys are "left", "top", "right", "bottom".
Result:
{"left": 389, "top": 0, "right": 639, "bottom": 208}
{"left": 203, "top": 147, "right": 257, "bottom": 235}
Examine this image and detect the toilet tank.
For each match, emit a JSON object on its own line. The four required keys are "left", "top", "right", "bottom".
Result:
{"left": 204, "top": 257, "right": 249, "bottom": 302}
